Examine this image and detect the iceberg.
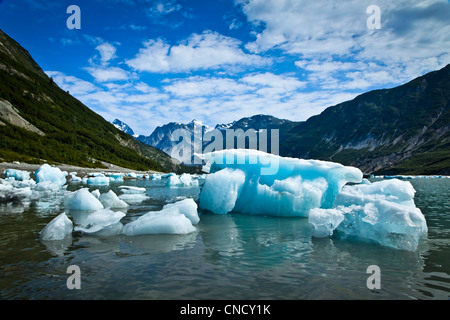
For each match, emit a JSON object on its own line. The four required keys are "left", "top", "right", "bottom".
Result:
{"left": 65, "top": 188, "right": 104, "bottom": 211}
{"left": 73, "top": 208, "right": 125, "bottom": 235}
{"left": 85, "top": 174, "right": 110, "bottom": 186}
{"left": 106, "top": 173, "right": 124, "bottom": 183}
{"left": 163, "top": 198, "right": 199, "bottom": 225}
{"left": 0, "top": 180, "right": 32, "bottom": 203}
{"left": 35, "top": 164, "right": 67, "bottom": 187}
{"left": 3, "top": 169, "right": 31, "bottom": 181}
{"left": 198, "top": 149, "right": 363, "bottom": 216}
{"left": 40, "top": 212, "right": 73, "bottom": 241}
{"left": 123, "top": 198, "right": 198, "bottom": 236}
{"left": 118, "top": 186, "right": 148, "bottom": 204}
{"left": 69, "top": 173, "right": 82, "bottom": 183}
{"left": 167, "top": 173, "right": 199, "bottom": 187}
{"left": 308, "top": 179, "right": 428, "bottom": 251}
{"left": 99, "top": 190, "right": 128, "bottom": 209}
{"left": 199, "top": 168, "right": 246, "bottom": 215}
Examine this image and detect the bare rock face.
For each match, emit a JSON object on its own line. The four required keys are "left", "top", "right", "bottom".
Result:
{"left": 0, "top": 99, "right": 45, "bottom": 136}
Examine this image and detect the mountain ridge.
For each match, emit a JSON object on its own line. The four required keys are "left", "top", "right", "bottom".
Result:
{"left": 131, "top": 66, "right": 449, "bottom": 174}
{"left": 0, "top": 29, "right": 194, "bottom": 174}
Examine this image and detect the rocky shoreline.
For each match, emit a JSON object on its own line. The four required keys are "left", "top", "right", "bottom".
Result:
{"left": 0, "top": 161, "right": 165, "bottom": 180}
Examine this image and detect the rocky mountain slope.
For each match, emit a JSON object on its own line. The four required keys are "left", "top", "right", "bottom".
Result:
{"left": 282, "top": 64, "right": 450, "bottom": 175}
{"left": 0, "top": 29, "right": 191, "bottom": 173}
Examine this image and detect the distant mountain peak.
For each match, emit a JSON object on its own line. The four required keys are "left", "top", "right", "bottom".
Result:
{"left": 112, "top": 119, "right": 138, "bottom": 138}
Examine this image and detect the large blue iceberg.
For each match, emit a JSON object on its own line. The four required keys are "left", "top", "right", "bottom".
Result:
{"left": 199, "top": 149, "right": 363, "bottom": 217}
{"left": 198, "top": 149, "right": 427, "bottom": 251}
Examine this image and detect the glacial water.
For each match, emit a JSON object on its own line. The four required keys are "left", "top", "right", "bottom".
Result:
{"left": 0, "top": 177, "right": 449, "bottom": 300}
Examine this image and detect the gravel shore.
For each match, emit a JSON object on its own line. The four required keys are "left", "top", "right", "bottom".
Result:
{"left": 0, "top": 161, "right": 165, "bottom": 179}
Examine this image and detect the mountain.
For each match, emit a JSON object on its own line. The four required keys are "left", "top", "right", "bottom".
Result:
{"left": 137, "top": 119, "right": 213, "bottom": 164}
{"left": 281, "top": 64, "right": 450, "bottom": 175}
{"left": 112, "top": 119, "right": 138, "bottom": 138}
{"left": 137, "top": 115, "right": 296, "bottom": 164}
{"left": 0, "top": 29, "right": 191, "bottom": 174}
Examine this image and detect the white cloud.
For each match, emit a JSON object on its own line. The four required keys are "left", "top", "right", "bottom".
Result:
{"left": 85, "top": 66, "right": 129, "bottom": 82}
{"left": 126, "top": 30, "right": 271, "bottom": 73}
{"left": 147, "top": 0, "right": 182, "bottom": 18}
{"left": 95, "top": 42, "right": 117, "bottom": 66}
{"left": 241, "top": 0, "right": 450, "bottom": 89}
{"left": 45, "top": 71, "right": 98, "bottom": 95}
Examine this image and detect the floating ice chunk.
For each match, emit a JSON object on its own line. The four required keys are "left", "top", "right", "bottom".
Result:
{"left": 86, "top": 175, "right": 110, "bottom": 186}
{"left": 99, "top": 190, "right": 128, "bottom": 209}
{"left": 73, "top": 208, "right": 125, "bottom": 234}
{"left": 199, "top": 168, "right": 246, "bottom": 215}
{"left": 40, "top": 212, "right": 73, "bottom": 241}
{"left": 118, "top": 186, "right": 148, "bottom": 204}
{"left": 309, "top": 179, "right": 428, "bottom": 251}
{"left": 166, "top": 173, "right": 199, "bottom": 187}
{"left": 150, "top": 174, "right": 161, "bottom": 180}
{"left": 69, "top": 173, "right": 82, "bottom": 183}
{"left": 123, "top": 199, "right": 198, "bottom": 236}
{"left": 35, "top": 164, "right": 67, "bottom": 187}
{"left": 123, "top": 211, "right": 196, "bottom": 236}
{"left": 119, "top": 186, "right": 146, "bottom": 193}
{"left": 65, "top": 188, "right": 104, "bottom": 211}
{"left": 166, "top": 174, "right": 181, "bottom": 186}
{"left": 0, "top": 181, "right": 32, "bottom": 203}
{"left": 308, "top": 207, "right": 347, "bottom": 238}
{"left": 3, "top": 169, "right": 31, "bottom": 181}
{"left": 107, "top": 173, "right": 124, "bottom": 183}
{"left": 91, "top": 189, "right": 101, "bottom": 199}
{"left": 163, "top": 198, "right": 199, "bottom": 225}
{"left": 198, "top": 149, "right": 363, "bottom": 216}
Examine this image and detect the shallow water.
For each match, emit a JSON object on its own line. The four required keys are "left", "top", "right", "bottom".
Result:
{"left": 0, "top": 178, "right": 449, "bottom": 300}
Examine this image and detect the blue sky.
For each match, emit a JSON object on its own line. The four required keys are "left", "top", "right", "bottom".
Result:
{"left": 0, "top": 0, "right": 449, "bottom": 135}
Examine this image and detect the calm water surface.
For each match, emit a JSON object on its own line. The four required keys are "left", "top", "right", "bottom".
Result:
{"left": 0, "top": 178, "right": 449, "bottom": 300}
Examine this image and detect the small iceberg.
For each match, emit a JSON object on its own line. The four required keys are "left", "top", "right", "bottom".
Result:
{"left": 123, "top": 198, "right": 199, "bottom": 236}
{"left": 309, "top": 179, "right": 428, "bottom": 251}
{"left": 35, "top": 164, "right": 68, "bottom": 188}
{"left": 39, "top": 212, "right": 73, "bottom": 241}
{"left": 73, "top": 208, "right": 125, "bottom": 235}
{"left": 99, "top": 190, "right": 128, "bottom": 209}
{"left": 118, "top": 186, "right": 148, "bottom": 204}
{"left": 65, "top": 188, "right": 104, "bottom": 212}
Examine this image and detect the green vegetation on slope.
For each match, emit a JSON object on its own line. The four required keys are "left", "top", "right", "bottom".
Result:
{"left": 0, "top": 29, "right": 189, "bottom": 173}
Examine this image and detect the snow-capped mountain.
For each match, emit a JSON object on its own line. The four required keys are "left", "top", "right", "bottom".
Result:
{"left": 137, "top": 119, "right": 214, "bottom": 165}
{"left": 135, "top": 115, "right": 296, "bottom": 164}
{"left": 112, "top": 119, "right": 138, "bottom": 138}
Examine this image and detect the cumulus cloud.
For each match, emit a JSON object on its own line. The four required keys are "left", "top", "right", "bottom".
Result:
{"left": 241, "top": 0, "right": 450, "bottom": 89}
{"left": 126, "top": 30, "right": 271, "bottom": 73}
